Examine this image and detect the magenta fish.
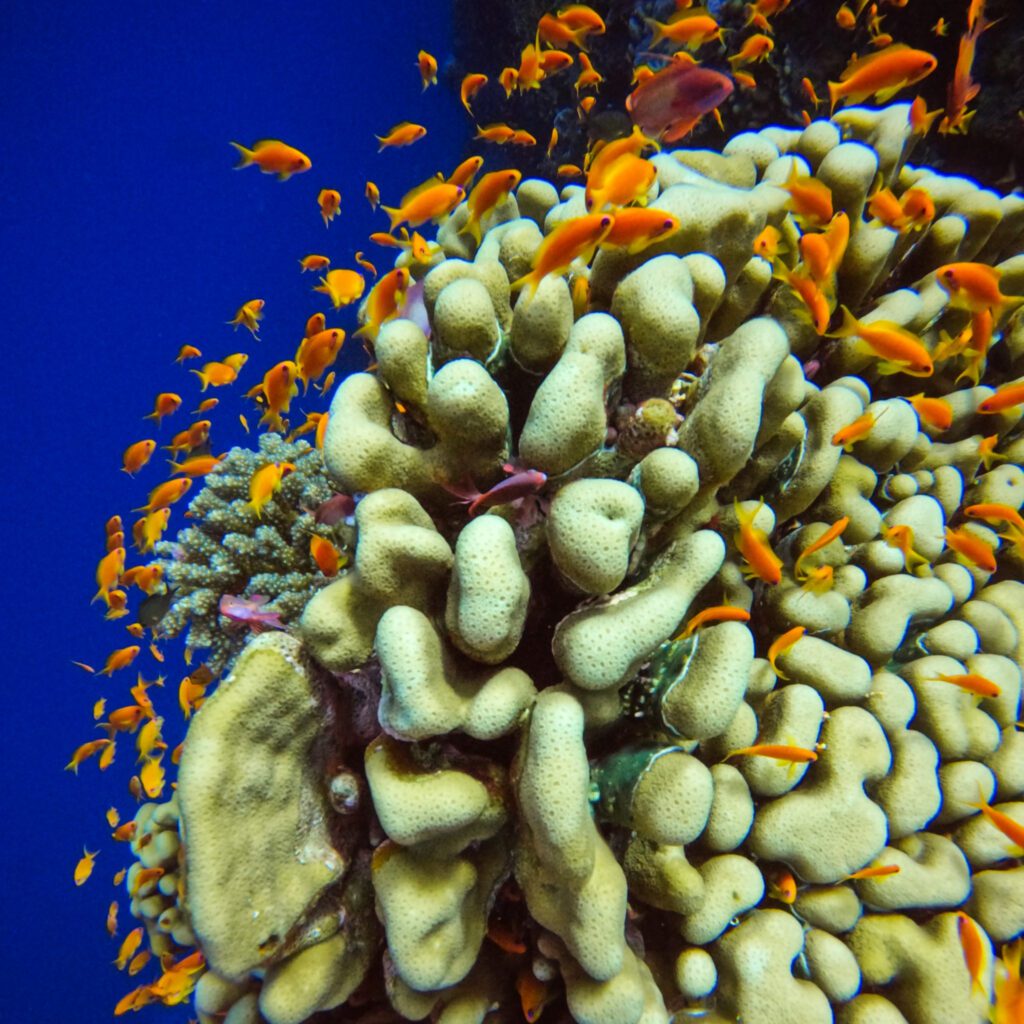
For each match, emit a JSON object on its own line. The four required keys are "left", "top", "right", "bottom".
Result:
{"left": 445, "top": 468, "right": 548, "bottom": 517}
{"left": 626, "top": 61, "right": 733, "bottom": 142}
{"left": 310, "top": 492, "right": 356, "bottom": 526}
{"left": 219, "top": 594, "right": 286, "bottom": 632}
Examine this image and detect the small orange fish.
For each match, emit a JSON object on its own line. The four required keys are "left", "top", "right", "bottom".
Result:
{"left": 255, "top": 361, "right": 299, "bottom": 433}
{"left": 314, "top": 268, "right": 366, "bottom": 310}
{"left": 844, "top": 864, "right": 901, "bottom": 881}
{"left": 475, "top": 122, "right": 518, "bottom": 144}
{"left": 909, "top": 95, "right": 943, "bottom": 136}
{"left": 801, "top": 77, "right": 822, "bottom": 107}
{"left": 575, "top": 51, "right": 603, "bottom": 91}
{"left": 136, "top": 507, "right": 171, "bottom": 553}
{"left": 726, "top": 743, "right": 818, "bottom": 764}
{"left": 127, "top": 951, "right": 152, "bottom": 977}
{"left": 511, "top": 213, "right": 615, "bottom": 299}
{"left": 190, "top": 356, "right": 246, "bottom": 390}
{"left": 353, "top": 252, "right": 377, "bottom": 279}
{"left": 830, "top": 306, "right": 933, "bottom": 376}
{"left": 174, "top": 344, "right": 201, "bottom": 363}
{"left": 970, "top": 789, "right": 1024, "bottom": 855}
{"left": 497, "top": 68, "right": 518, "bottom": 98}
{"left": 355, "top": 267, "right": 411, "bottom": 342}
{"left": 139, "top": 757, "right": 165, "bottom": 799}
{"left": 143, "top": 392, "right": 182, "bottom": 425}
{"left": 129, "top": 866, "right": 164, "bottom": 897}
{"left": 957, "top": 912, "right": 989, "bottom": 995}
{"left": 900, "top": 187, "right": 934, "bottom": 230}
{"left": 114, "top": 927, "right": 144, "bottom": 970}
{"left": 728, "top": 33, "right": 774, "bottom": 66}
{"left": 310, "top": 535, "right": 343, "bottom": 576}
{"left": 227, "top": 298, "right": 264, "bottom": 336}
{"left": 460, "top": 169, "right": 522, "bottom": 245}
{"left": 112, "top": 821, "right": 138, "bottom": 842}
{"left": 881, "top": 522, "right": 931, "bottom": 573}
{"left": 93, "top": 546, "right": 126, "bottom": 604}
{"left": 585, "top": 153, "right": 656, "bottom": 211}
{"left": 768, "top": 867, "right": 798, "bottom": 903}
{"left": 678, "top": 605, "right": 751, "bottom": 639}
{"left": 113, "top": 867, "right": 127, "bottom": 885}
{"left": 165, "top": 419, "right": 212, "bottom": 454}
{"left": 793, "top": 516, "right": 849, "bottom": 579}
{"left": 459, "top": 73, "right": 488, "bottom": 115}
{"left": 416, "top": 49, "right": 437, "bottom": 90}
{"left": 296, "top": 328, "right": 345, "bottom": 392}
{"left": 767, "top": 626, "right": 805, "bottom": 678}
{"left": 831, "top": 411, "right": 876, "bottom": 451}
{"left": 74, "top": 847, "right": 98, "bottom": 886}
{"left": 299, "top": 254, "right": 330, "bottom": 273}
{"left": 516, "top": 966, "right": 555, "bottom": 1024}
{"left": 65, "top": 739, "right": 112, "bottom": 774}
{"left": 753, "top": 224, "right": 783, "bottom": 261}
{"left": 835, "top": 4, "right": 856, "bottom": 29}
{"left": 801, "top": 564, "right": 834, "bottom": 594}
{"left": 944, "top": 526, "right": 997, "bottom": 572}
{"left": 776, "top": 265, "right": 833, "bottom": 334}
{"left": 317, "top": 188, "right": 341, "bottom": 226}
{"left": 119, "top": 565, "right": 164, "bottom": 593}
{"left": 510, "top": 129, "right": 537, "bottom": 146}
{"left": 828, "top": 43, "right": 937, "bottom": 111}
{"left": 645, "top": 10, "right": 724, "bottom": 51}
{"left": 447, "top": 155, "right": 484, "bottom": 189}
{"left": 978, "top": 381, "right": 1024, "bottom": 414}
{"left": 964, "top": 503, "right": 1024, "bottom": 534}
{"left": 936, "top": 262, "right": 1022, "bottom": 316}
{"left": 978, "top": 434, "right": 1007, "bottom": 472}
{"left": 733, "top": 69, "right": 757, "bottom": 90}
{"left": 557, "top": 163, "right": 584, "bottom": 179}
{"left": 99, "top": 646, "right": 141, "bottom": 677}
{"left": 106, "top": 900, "right": 119, "bottom": 937}
{"left": 539, "top": 49, "right": 574, "bottom": 74}
{"left": 134, "top": 477, "right": 192, "bottom": 513}
{"left": 733, "top": 499, "right": 782, "bottom": 584}
{"left": 928, "top": 672, "right": 1001, "bottom": 699}
{"left": 230, "top": 139, "right": 311, "bottom": 180}
{"left": 601, "top": 208, "right": 681, "bottom": 253}
{"left": 381, "top": 181, "right": 464, "bottom": 231}
{"left": 167, "top": 454, "right": 225, "bottom": 478}
{"left": 781, "top": 164, "right": 833, "bottom": 228}
{"left": 907, "top": 393, "right": 952, "bottom": 430}
{"left": 248, "top": 461, "right": 296, "bottom": 518}
{"left": 376, "top": 121, "right": 427, "bottom": 151}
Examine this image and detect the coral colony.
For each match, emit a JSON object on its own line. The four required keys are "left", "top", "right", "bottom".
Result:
{"left": 74, "top": 4, "right": 1023, "bottom": 1024}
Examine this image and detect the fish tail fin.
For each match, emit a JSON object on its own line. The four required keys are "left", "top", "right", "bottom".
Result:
{"left": 189, "top": 369, "right": 210, "bottom": 392}
{"left": 510, "top": 271, "right": 539, "bottom": 302}
{"left": 381, "top": 205, "right": 404, "bottom": 233}
{"left": 827, "top": 304, "right": 860, "bottom": 339}
{"left": 229, "top": 141, "right": 254, "bottom": 169}
{"left": 827, "top": 81, "right": 842, "bottom": 114}
{"left": 643, "top": 17, "right": 664, "bottom": 45}
{"left": 458, "top": 215, "right": 482, "bottom": 246}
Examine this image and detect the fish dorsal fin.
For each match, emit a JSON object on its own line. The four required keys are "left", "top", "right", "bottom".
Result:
{"left": 839, "top": 43, "right": 911, "bottom": 81}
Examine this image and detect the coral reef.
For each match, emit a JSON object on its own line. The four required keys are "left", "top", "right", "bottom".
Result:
{"left": 122, "top": 100, "right": 1023, "bottom": 1024}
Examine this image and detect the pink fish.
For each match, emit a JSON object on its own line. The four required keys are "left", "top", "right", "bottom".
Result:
{"left": 445, "top": 468, "right": 548, "bottom": 517}
{"left": 308, "top": 492, "right": 357, "bottom": 526}
{"left": 218, "top": 594, "right": 286, "bottom": 631}
{"left": 626, "top": 61, "right": 733, "bottom": 142}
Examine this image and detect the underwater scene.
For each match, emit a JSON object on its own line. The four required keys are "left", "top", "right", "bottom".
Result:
{"left": 9, "top": 0, "right": 1024, "bottom": 1021}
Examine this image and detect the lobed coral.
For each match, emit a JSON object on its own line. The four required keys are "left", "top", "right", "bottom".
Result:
{"left": 123, "top": 101, "right": 1024, "bottom": 1024}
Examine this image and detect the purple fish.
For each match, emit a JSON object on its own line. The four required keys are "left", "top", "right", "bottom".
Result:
{"left": 311, "top": 492, "right": 356, "bottom": 526}
{"left": 446, "top": 468, "right": 548, "bottom": 517}
{"left": 219, "top": 594, "right": 285, "bottom": 632}
{"left": 626, "top": 61, "right": 733, "bottom": 143}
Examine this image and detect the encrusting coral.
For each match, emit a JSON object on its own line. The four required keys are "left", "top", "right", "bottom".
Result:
{"left": 106, "top": 99, "right": 1024, "bottom": 1024}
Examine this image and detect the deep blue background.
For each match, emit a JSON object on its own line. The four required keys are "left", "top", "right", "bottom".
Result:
{"left": 2, "top": 2, "right": 462, "bottom": 1017}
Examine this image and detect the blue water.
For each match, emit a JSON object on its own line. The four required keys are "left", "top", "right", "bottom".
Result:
{"left": 2, "top": 1, "right": 460, "bottom": 1018}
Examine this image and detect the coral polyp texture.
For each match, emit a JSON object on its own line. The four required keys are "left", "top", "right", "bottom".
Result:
{"left": 123, "top": 102, "right": 1024, "bottom": 1024}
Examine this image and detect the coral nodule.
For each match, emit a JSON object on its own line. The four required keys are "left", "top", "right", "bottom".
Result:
{"left": 94, "top": 102, "right": 1024, "bottom": 1024}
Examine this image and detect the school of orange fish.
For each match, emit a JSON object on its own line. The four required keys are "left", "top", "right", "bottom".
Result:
{"left": 68, "top": 2, "right": 1023, "bottom": 1021}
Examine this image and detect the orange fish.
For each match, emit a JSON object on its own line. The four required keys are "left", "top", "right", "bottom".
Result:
{"left": 831, "top": 411, "right": 877, "bottom": 451}
{"left": 143, "top": 392, "right": 182, "bottom": 425}
{"left": 538, "top": 12, "right": 591, "bottom": 50}
{"left": 964, "top": 502, "right": 1024, "bottom": 534}
{"left": 230, "top": 139, "right": 311, "bottom": 180}
{"left": 165, "top": 419, "right": 212, "bottom": 454}
{"left": 939, "top": 15, "right": 986, "bottom": 135}
{"left": 376, "top": 121, "right": 427, "bottom": 151}
{"left": 801, "top": 564, "right": 834, "bottom": 594}
{"left": 460, "top": 169, "right": 522, "bottom": 245}
{"left": 381, "top": 182, "right": 464, "bottom": 231}
{"left": 907, "top": 393, "right": 952, "bottom": 430}
{"left": 970, "top": 790, "right": 1024, "bottom": 855}
{"left": 256, "top": 361, "right": 299, "bottom": 433}
{"left": 516, "top": 966, "right": 555, "bottom": 1024}
{"left": 978, "top": 381, "right": 1024, "bottom": 414}
{"left": 190, "top": 356, "right": 246, "bottom": 390}
{"left": 127, "top": 951, "right": 151, "bottom": 977}
{"left": 835, "top": 4, "right": 856, "bottom": 29}
{"left": 646, "top": 10, "right": 724, "bottom": 50}
{"left": 99, "top": 646, "right": 141, "bottom": 677}
{"left": 475, "top": 122, "right": 518, "bottom": 144}
{"left": 112, "top": 821, "right": 138, "bottom": 842}
{"left": 978, "top": 434, "right": 1007, "bottom": 472}
{"left": 174, "top": 344, "right": 201, "bottom": 363}
{"left": 129, "top": 866, "right": 164, "bottom": 897}
{"left": 899, "top": 187, "right": 934, "bottom": 230}
{"left": 781, "top": 164, "right": 833, "bottom": 228}
{"left": 136, "top": 507, "right": 171, "bottom": 553}
{"left": 317, "top": 188, "right": 341, "bottom": 226}
{"left": 93, "top": 546, "right": 126, "bottom": 604}
{"left": 353, "top": 252, "right": 377, "bottom": 279}
{"left": 539, "top": 50, "right": 574, "bottom": 74}
{"left": 909, "top": 95, "right": 943, "bottom": 135}
{"left": 227, "top": 298, "right": 264, "bottom": 336}
{"left": 134, "top": 477, "right": 192, "bottom": 513}
{"left": 678, "top": 605, "right": 751, "bottom": 638}
{"left": 355, "top": 267, "right": 411, "bottom": 342}
{"left": 993, "top": 938, "right": 1024, "bottom": 1024}
{"left": 768, "top": 867, "right": 798, "bottom": 903}
{"left": 65, "top": 738, "right": 112, "bottom": 774}
{"left": 510, "top": 129, "right": 538, "bottom": 146}
{"left": 139, "top": 757, "right": 165, "bottom": 799}
{"left": 601, "top": 208, "right": 681, "bottom": 253}
{"left": 957, "top": 912, "right": 989, "bottom": 995}
{"left": 928, "top": 672, "right": 1001, "bottom": 699}
{"left": 119, "top": 565, "right": 164, "bottom": 594}
{"left": 753, "top": 224, "right": 784, "bottom": 261}
{"left": 447, "top": 155, "right": 485, "bottom": 189}
{"left": 944, "top": 526, "right": 997, "bottom": 572}
{"left": 767, "top": 626, "right": 805, "bottom": 678}
{"left": 936, "top": 262, "right": 1022, "bottom": 315}
{"left": 729, "top": 33, "right": 774, "bottom": 66}
{"left": 776, "top": 264, "right": 833, "bottom": 334}
{"left": 733, "top": 499, "right": 782, "bottom": 584}
{"left": 298, "top": 254, "right": 330, "bottom": 272}
{"left": 74, "top": 847, "right": 98, "bottom": 886}
{"left": 793, "top": 516, "right": 849, "bottom": 579}
{"left": 511, "top": 213, "right": 614, "bottom": 299}
{"left": 585, "top": 153, "right": 657, "bottom": 211}
{"left": 830, "top": 306, "right": 933, "bottom": 376}
{"left": 828, "top": 43, "right": 937, "bottom": 111}
{"left": 107, "top": 704, "right": 145, "bottom": 733}
{"left": 726, "top": 743, "right": 818, "bottom": 764}
{"left": 106, "top": 900, "right": 119, "bottom": 937}
{"left": 310, "top": 535, "right": 343, "bottom": 576}
{"left": 114, "top": 927, "right": 144, "bottom": 970}
{"left": 296, "top": 328, "right": 344, "bottom": 392}
{"left": 416, "top": 49, "right": 437, "bottom": 90}
{"left": 843, "top": 864, "right": 901, "bottom": 881}
{"left": 801, "top": 77, "right": 822, "bottom": 107}
{"left": 459, "top": 73, "right": 488, "bottom": 115}
{"left": 556, "top": 4, "right": 607, "bottom": 36}
{"left": 167, "top": 453, "right": 225, "bottom": 478}
{"left": 557, "top": 163, "right": 584, "bottom": 179}
{"left": 248, "top": 461, "right": 296, "bottom": 518}
{"left": 498, "top": 68, "right": 518, "bottom": 98}
{"left": 314, "top": 268, "right": 365, "bottom": 309}
{"left": 881, "top": 522, "right": 931, "bottom": 573}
